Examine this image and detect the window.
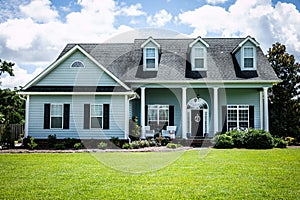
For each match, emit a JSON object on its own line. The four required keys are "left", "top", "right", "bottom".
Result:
{"left": 90, "top": 104, "right": 103, "bottom": 128}
{"left": 227, "top": 105, "right": 249, "bottom": 131}
{"left": 145, "top": 48, "right": 155, "bottom": 69}
{"left": 194, "top": 47, "right": 205, "bottom": 69}
{"left": 71, "top": 60, "right": 84, "bottom": 68}
{"left": 148, "top": 105, "right": 169, "bottom": 127}
{"left": 243, "top": 47, "right": 254, "bottom": 69}
{"left": 50, "top": 104, "right": 63, "bottom": 128}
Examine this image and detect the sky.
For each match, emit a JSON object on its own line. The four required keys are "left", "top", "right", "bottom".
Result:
{"left": 0, "top": 0, "right": 299, "bottom": 89}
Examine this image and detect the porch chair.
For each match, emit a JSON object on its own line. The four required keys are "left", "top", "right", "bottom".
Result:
{"left": 145, "top": 126, "right": 155, "bottom": 138}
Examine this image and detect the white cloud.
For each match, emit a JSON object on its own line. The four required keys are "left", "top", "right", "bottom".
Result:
{"left": 19, "top": 0, "right": 59, "bottom": 23}
{"left": 118, "top": 3, "right": 146, "bottom": 16}
{"left": 147, "top": 9, "right": 172, "bottom": 27}
{"left": 206, "top": 0, "right": 229, "bottom": 4}
{"left": 0, "top": 64, "right": 43, "bottom": 89}
{"left": 178, "top": 0, "right": 300, "bottom": 57}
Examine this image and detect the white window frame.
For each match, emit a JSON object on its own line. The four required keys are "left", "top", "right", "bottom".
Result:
{"left": 148, "top": 105, "right": 169, "bottom": 126}
{"left": 90, "top": 104, "right": 103, "bottom": 129}
{"left": 191, "top": 46, "right": 207, "bottom": 71}
{"left": 70, "top": 60, "right": 85, "bottom": 68}
{"left": 227, "top": 105, "right": 249, "bottom": 131}
{"left": 143, "top": 47, "right": 158, "bottom": 71}
{"left": 241, "top": 46, "right": 256, "bottom": 70}
{"left": 50, "top": 104, "right": 63, "bottom": 129}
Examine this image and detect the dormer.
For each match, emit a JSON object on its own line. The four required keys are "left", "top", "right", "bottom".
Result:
{"left": 141, "top": 37, "right": 160, "bottom": 71}
{"left": 189, "top": 37, "right": 209, "bottom": 71}
{"left": 232, "top": 36, "right": 260, "bottom": 71}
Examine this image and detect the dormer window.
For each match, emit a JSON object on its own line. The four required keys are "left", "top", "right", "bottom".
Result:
{"left": 71, "top": 60, "right": 84, "bottom": 68}
{"left": 243, "top": 47, "right": 254, "bottom": 68}
{"left": 141, "top": 37, "right": 160, "bottom": 71}
{"left": 189, "top": 37, "right": 209, "bottom": 71}
{"left": 145, "top": 48, "right": 156, "bottom": 69}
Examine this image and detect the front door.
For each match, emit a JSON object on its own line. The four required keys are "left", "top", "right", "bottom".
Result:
{"left": 191, "top": 110, "right": 203, "bottom": 137}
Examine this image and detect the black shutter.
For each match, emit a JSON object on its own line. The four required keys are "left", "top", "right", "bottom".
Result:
{"left": 145, "top": 105, "right": 148, "bottom": 126}
{"left": 249, "top": 105, "right": 254, "bottom": 128}
{"left": 103, "top": 104, "right": 110, "bottom": 129}
{"left": 221, "top": 106, "right": 227, "bottom": 133}
{"left": 63, "top": 104, "right": 70, "bottom": 129}
{"left": 169, "top": 105, "right": 174, "bottom": 126}
{"left": 84, "top": 104, "right": 90, "bottom": 129}
{"left": 44, "top": 104, "right": 50, "bottom": 129}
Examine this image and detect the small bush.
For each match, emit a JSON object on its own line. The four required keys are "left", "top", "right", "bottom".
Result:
{"left": 140, "top": 140, "right": 150, "bottom": 148}
{"left": 110, "top": 137, "right": 120, "bottom": 148}
{"left": 47, "top": 134, "right": 57, "bottom": 148}
{"left": 149, "top": 139, "right": 157, "bottom": 147}
{"left": 131, "top": 141, "right": 140, "bottom": 149}
{"left": 23, "top": 136, "right": 38, "bottom": 150}
{"left": 166, "top": 143, "right": 182, "bottom": 149}
{"left": 98, "top": 142, "right": 107, "bottom": 150}
{"left": 212, "top": 134, "right": 234, "bottom": 149}
{"left": 64, "top": 138, "right": 78, "bottom": 149}
{"left": 285, "top": 137, "right": 296, "bottom": 146}
{"left": 160, "top": 138, "right": 169, "bottom": 146}
{"left": 226, "top": 130, "right": 246, "bottom": 148}
{"left": 274, "top": 137, "right": 287, "bottom": 148}
{"left": 122, "top": 143, "right": 131, "bottom": 149}
{"left": 73, "top": 143, "right": 83, "bottom": 150}
{"left": 54, "top": 144, "right": 65, "bottom": 150}
{"left": 244, "top": 129, "right": 274, "bottom": 149}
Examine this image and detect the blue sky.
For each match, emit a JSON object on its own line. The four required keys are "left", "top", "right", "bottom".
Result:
{"left": 0, "top": 0, "right": 299, "bottom": 88}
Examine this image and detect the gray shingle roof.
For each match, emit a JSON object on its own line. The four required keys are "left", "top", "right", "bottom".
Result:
{"left": 58, "top": 37, "right": 279, "bottom": 83}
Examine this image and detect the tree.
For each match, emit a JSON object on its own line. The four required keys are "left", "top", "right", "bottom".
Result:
{"left": 267, "top": 43, "right": 300, "bottom": 139}
{"left": 0, "top": 59, "right": 25, "bottom": 147}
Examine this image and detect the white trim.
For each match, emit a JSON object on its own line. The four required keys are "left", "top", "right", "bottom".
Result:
{"left": 213, "top": 87, "right": 219, "bottom": 134}
{"left": 25, "top": 95, "right": 30, "bottom": 137}
{"left": 23, "top": 45, "right": 131, "bottom": 91}
{"left": 140, "top": 87, "right": 146, "bottom": 139}
{"left": 143, "top": 47, "right": 159, "bottom": 71}
{"left": 226, "top": 105, "right": 250, "bottom": 131}
{"left": 188, "top": 36, "right": 209, "bottom": 48}
{"left": 90, "top": 104, "right": 103, "bottom": 129}
{"left": 181, "top": 87, "right": 187, "bottom": 139}
{"left": 191, "top": 46, "right": 207, "bottom": 71}
{"left": 260, "top": 91, "right": 263, "bottom": 129}
{"left": 232, "top": 36, "right": 260, "bottom": 54}
{"left": 19, "top": 92, "right": 136, "bottom": 95}
{"left": 50, "top": 103, "right": 63, "bottom": 129}
{"left": 263, "top": 87, "right": 269, "bottom": 131}
{"left": 141, "top": 37, "right": 161, "bottom": 49}
{"left": 241, "top": 46, "right": 257, "bottom": 71}
{"left": 124, "top": 95, "right": 129, "bottom": 139}
{"left": 126, "top": 80, "right": 280, "bottom": 84}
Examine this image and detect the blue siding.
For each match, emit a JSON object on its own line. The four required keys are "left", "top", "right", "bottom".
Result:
{"left": 28, "top": 95, "right": 126, "bottom": 139}
{"left": 218, "top": 88, "right": 261, "bottom": 130}
{"left": 36, "top": 51, "right": 119, "bottom": 86}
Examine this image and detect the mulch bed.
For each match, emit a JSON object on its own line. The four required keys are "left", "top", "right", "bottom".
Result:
{"left": 0, "top": 146, "right": 193, "bottom": 154}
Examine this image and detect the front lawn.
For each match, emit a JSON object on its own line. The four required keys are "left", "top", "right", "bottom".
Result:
{"left": 0, "top": 149, "right": 299, "bottom": 199}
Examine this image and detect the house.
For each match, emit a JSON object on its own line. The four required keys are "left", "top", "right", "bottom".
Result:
{"left": 20, "top": 36, "right": 279, "bottom": 140}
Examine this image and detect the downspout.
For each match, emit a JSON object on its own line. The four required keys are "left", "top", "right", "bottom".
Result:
{"left": 19, "top": 94, "right": 29, "bottom": 138}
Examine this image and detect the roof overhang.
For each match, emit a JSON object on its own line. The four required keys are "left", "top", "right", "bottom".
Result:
{"left": 140, "top": 36, "right": 161, "bottom": 49}
{"left": 232, "top": 36, "right": 260, "bottom": 54}
{"left": 189, "top": 36, "right": 210, "bottom": 48}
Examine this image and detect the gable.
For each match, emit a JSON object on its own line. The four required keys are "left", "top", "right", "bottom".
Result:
{"left": 35, "top": 50, "right": 120, "bottom": 87}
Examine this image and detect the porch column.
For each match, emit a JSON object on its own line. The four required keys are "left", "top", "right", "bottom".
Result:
{"left": 25, "top": 95, "right": 30, "bottom": 137}
{"left": 213, "top": 87, "right": 219, "bottom": 134}
{"left": 260, "top": 91, "right": 263, "bottom": 129}
{"left": 124, "top": 95, "right": 129, "bottom": 139}
{"left": 263, "top": 87, "right": 269, "bottom": 131}
{"left": 182, "top": 87, "right": 187, "bottom": 139}
{"left": 140, "top": 87, "right": 146, "bottom": 138}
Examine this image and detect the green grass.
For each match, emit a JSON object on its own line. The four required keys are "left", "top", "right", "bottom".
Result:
{"left": 0, "top": 148, "right": 299, "bottom": 199}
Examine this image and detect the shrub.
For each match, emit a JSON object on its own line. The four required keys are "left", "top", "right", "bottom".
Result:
{"left": 244, "top": 129, "right": 274, "bottom": 149}
{"left": 160, "top": 138, "right": 169, "bottom": 146}
{"left": 122, "top": 143, "right": 131, "bottom": 149}
{"left": 274, "top": 137, "right": 287, "bottom": 148}
{"left": 139, "top": 140, "right": 150, "bottom": 148}
{"left": 285, "top": 137, "right": 296, "bottom": 146}
{"left": 73, "top": 143, "right": 83, "bottom": 150}
{"left": 47, "top": 134, "right": 56, "bottom": 148}
{"left": 98, "top": 142, "right": 107, "bottom": 150}
{"left": 23, "top": 136, "right": 38, "bottom": 150}
{"left": 64, "top": 138, "right": 79, "bottom": 149}
{"left": 148, "top": 139, "right": 157, "bottom": 147}
{"left": 226, "top": 130, "right": 246, "bottom": 148}
{"left": 54, "top": 144, "right": 65, "bottom": 150}
{"left": 131, "top": 141, "right": 140, "bottom": 149}
{"left": 212, "top": 134, "right": 234, "bottom": 149}
{"left": 110, "top": 137, "right": 120, "bottom": 148}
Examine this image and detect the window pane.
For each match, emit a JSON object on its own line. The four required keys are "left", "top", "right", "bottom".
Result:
{"left": 244, "top": 58, "right": 253, "bottom": 68}
{"left": 159, "top": 109, "right": 169, "bottom": 121}
{"left": 228, "top": 110, "right": 237, "bottom": 121}
{"left": 195, "top": 58, "right": 204, "bottom": 68}
{"left": 228, "top": 122, "right": 237, "bottom": 130}
{"left": 146, "top": 48, "right": 155, "bottom": 57}
{"left": 244, "top": 47, "right": 253, "bottom": 57}
{"left": 146, "top": 59, "right": 155, "bottom": 68}
{"left": 239, "top": 122, "right": 248, "bottom": 129}
{"left": 91, "top": 117, "right": 102, "bottom": 128}
{"left": 51, "top": 117, "right": 62, "bottom": 128}
{"left": 51, "top": 105, "right": 62, "bottom": 116}
{"left": 239, "top": 109, "right": 248, "bottom": 121}
{"left": 91, "top": 105, "right": 102, "bottom": 116}
{"left": 195, "top": 48, "right": 204, "bottom": 57}
{"left": 148, "top": 109, "right": 157, "bottom": 121}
